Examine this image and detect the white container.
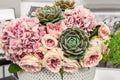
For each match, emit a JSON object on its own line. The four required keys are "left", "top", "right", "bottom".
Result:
{"left": 18, "top": 67, "right": 96, "bottom": 80}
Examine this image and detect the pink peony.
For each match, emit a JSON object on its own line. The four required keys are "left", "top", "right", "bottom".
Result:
{"left": 63, "top": 6, "right": 96, "bottom": 35}
{"left": 46, "top": 22, "right": 66, "bottom": 38}
{"left": 98, "top": 22, "right": 110, "bottom": 40}
{"left": 41, "top": 34, "right": 58, "bottom": 49}
{"left": 0, "top": 17, "right": 46, "bottom": 62}
{"left": 63, "top": 58, "right": 80, "bottom": 73}
{"left": 80, "top": 47, "right": 102, "bottom": 67}
{"left": 18, "top": 53, "right": 42, "bottom": 72}
{"left": 43, "top": 48, "right": 63, "bottom": 72}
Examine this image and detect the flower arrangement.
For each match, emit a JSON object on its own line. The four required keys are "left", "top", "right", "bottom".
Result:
{"left": 0, "top": 0, "right": 111, "bottom": 80}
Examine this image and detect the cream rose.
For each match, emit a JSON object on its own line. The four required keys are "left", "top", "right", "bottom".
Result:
{"left": 43, "top": 48, "right": 63, "bottom": 73}
{"left": 80, "top": 46, "right": 102, "bottom": 67}
{"left": 63, "top": 58, "right": 80, "bottom": 73}
{"left": 98, "top": 22, "right": 110, "bottom": 40}
{"left": 41, "top": 34, "right": 58, "bottom": 49}
{"left": 90, "top": 36, "right": 103, "bottom": 52}
{"left": 102, "top": 43, "right": 109, "bottom": 55}
{"left": 18, "top": 53, "right": 42, "bottom": 72}
{"left": 34, "top": 47, "right": 48, "bottom": 60}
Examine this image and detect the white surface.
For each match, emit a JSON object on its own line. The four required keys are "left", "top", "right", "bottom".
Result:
{"left": 94, "top": 68, "right": 120, "bottom": 80}
{"left": 0, "top": 9, "right": 15, "bottom": 20}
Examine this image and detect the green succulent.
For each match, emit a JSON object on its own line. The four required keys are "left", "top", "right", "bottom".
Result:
{"left": 55, "top": 0, "right": 75, "bottom": 11}
{"left": 58, "top": 27, "right": 89, "bottom": 60}
{"left": 35, "top": 5, "right": 63, "bottom": 25}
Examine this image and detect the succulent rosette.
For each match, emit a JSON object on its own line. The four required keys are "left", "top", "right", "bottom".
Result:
{"left": 55, "top": 0, "right": 75, "bottom": 11}
{"left": 43, "top": 48, "right": 63, "bottom": 72}
{"left": 58, "top": 27, "right": 89, "bottom": 60}
{"left": 35, "top": 5, "right": 63, "bottom": 25}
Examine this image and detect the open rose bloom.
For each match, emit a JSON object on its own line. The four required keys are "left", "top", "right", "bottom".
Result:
{"left": 0, "top": 3, "right": 110, "bottom": 74}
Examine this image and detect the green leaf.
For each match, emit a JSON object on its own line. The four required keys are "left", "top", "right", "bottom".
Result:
{"left": 59, "top": 66, "right": 64, "bottom": 80}
{"left": 51, "top": 16, "right": 63, "bottom": 23}
{"left": 9, "top": 62, "right": 22, "bottom": 73}
{"left": 89, "top": 25, "right": 101, "bottom": 39}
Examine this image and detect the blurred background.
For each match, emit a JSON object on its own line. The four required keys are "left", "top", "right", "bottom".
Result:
{"left": 0, "top": 0, "right": 120, "bottom": 80}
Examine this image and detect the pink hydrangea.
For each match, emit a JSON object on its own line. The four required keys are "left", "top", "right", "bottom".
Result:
{"left": 46, "top": 22, "right": 66, "bottom": 39}
{"left": 63, "top": 6, "right": 96, "bottom": 35}
{"left": 0, "top": 17, "right": 46, "bottom": 62}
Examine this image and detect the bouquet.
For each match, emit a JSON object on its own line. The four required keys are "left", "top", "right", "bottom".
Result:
{"left": 0, "top": 0, "right": 111, "bottom": 79}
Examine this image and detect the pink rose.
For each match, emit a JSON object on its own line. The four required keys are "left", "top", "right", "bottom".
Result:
{"left": 63, "top": 58, "right": 80, "bottom": 73}
{"left": 98, "top": 22, "right": 110, "bottom": 40}
{"left": 43, "top": 48, "right": 63, "bottom": 72}
{"left": 18, "top": 53, "right": 42, "bottom": 72}
{"left": 41, "top": 34, "right": 58, "bottom": 49}
{"left": 46, "top": 22, "right": 66, "bottom": 38}
{"left": 80, "top": 47, "right": 102, "bottom": 67}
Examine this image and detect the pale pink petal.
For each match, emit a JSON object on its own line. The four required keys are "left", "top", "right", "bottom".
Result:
{"left": 98, "top": 22, "right": 110, "bottom": 40}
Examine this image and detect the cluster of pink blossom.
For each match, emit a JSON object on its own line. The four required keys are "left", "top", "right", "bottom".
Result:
{"left": 63, "top": 6, "right": 96, "bottom": 35}
{"left": 0, "top": 17, "right": 46, "bottom": 62}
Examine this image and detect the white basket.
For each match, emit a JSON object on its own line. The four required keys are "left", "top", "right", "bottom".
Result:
{"left": 18, "top": 67, "right": 96, "bottom": 80}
